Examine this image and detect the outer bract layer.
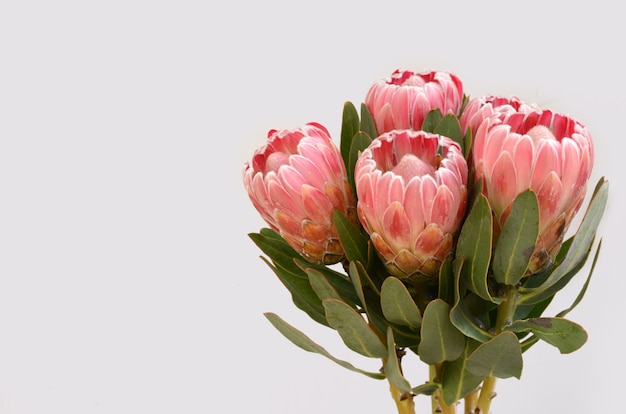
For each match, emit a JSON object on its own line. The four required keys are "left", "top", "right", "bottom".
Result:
{"left": 355, "top": 129, "right": 468, "bottom": 279}
{"left": 243, "top": 122, "right": 358, "bottom": 264}
{"left": 365, "top": 70, "right": 464, "bottom": 136}
{"left": 473, "top": 110, "right": 594, "bottom": 274}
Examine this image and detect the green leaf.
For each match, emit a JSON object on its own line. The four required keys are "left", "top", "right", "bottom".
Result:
{"left": 340, "top": 101, "right": 360, "bottom": 165}
{"left": 347, "top": 131, "right": 373, "bottom": 190}
{"left": 462, "top": 128, "right": 472, "bottom": 160}
{"left": 323, "top": 298, "right": 388, "bottom": 358}
{"left": 418, "top": 299, "right": 465, "bottom": 364}
{"left": 383, "top": 326, "right": 412, "bottom": 393}
{"left": 422, "top": 108, "right": 443, "bottom": 133}
{"left": 249, "top": 230, "right": 305, "bottom": 275}
{"left": 264, "top": 312, "right": 385, "bottom": 380}
{"left": 519, "top": 179, "right": 608, "bottom": 304}
{"left": 333, "top": 210, "right": 368, "bottom": 265}
{"left": 260, "top": 256, "right": 328, "bottom": 326}
{"left": 455, "top": 194, "right": 494, "bottom": 302}
{"left": 492, "top": 190, "right": 539, "bottom": 286}
{"left": 380, "top": 277, "right": 422, "bottom": 330}
{"left": 466, "top": 331, "right": 523, "bottom": 379}
{"left": 360, "top": 102, "right": 378, "bottom": 140}
{"left": 506, "top": 317, "right": 587, "bottom": 354}
{"left": 556, "top": 239, "right": 602, "bottom": 318}
{"left": 295, "top": 258, "right": 360, "bottom": 306}
{"left": 307, "top": 268, "right": 344, "bottom": 302}
{"left": 348, "top": 261, "right": 391, "bottom": 340}
{"left": 433, "top": 113, "right": 463, "bottom": 149}
{"left": 411, "top": 383, "right": 440, "bottom": 396}
{"left": 450, "top": 259, "right": 494, "bottom": 343}
{"left": 441, "top": 339, "right": 483, "bottom": 406}
{"left": 438, "top": 260, "right": 455, "bottom": 305}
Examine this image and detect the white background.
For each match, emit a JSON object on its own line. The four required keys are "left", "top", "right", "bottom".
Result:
{"left": 0, "top": 1, "right": 623, "bottom": 413}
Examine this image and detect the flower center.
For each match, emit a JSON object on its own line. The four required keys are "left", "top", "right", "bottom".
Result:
{"left": 264, "top": 151, "right": 290, "bottom": 174}
{"left": 391, "top": 153, "right": 436, "bottom": 182}
{"left": 526, "top": 125, "right": 555, "bottom": 144}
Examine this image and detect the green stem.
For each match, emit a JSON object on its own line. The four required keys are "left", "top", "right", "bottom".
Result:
{"left": 477, "top": 376, "right": 497, "bottom": 413}
{"left": 464, "top": 388, "right": 478, "bottom": 414}
{"left": 389, "top": 381, "right": 416, "bottom": 414}
{"left": 430, "top": 364, "right": 457, "bottom": 414}
{"left": 476, "top": 285, "right": 519, "bottom": 413}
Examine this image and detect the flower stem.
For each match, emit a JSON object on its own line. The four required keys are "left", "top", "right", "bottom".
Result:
{"left": 389, "top": 381, "right": 415, "bottom": 414}
{"left": 476, "top": 285, "right": 519, "bottom": 413}
{"left": 430, "top": 364, "right": 457, "bottom": 413}
{"left": 476, "top": 375, "right": 497, "bottom": 413}
{"left": 464, "top": 388, "right": 478, "bottom": 414}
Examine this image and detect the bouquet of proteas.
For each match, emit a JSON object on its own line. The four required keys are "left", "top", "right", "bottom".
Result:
{"left": 242, "top": 69, "right": 608, "bottom": 413}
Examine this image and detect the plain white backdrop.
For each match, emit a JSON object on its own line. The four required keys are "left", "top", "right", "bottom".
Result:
{"left": 0, "top": 1, "right": 623, "bottom": 413}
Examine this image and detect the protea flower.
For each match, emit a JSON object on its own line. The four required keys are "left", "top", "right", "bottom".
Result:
{"left": 364, "top": 69, "right": 464, "bottom": 135}
{"left": 473, "top": 110, "right": 594, "bottom": 274}
{"left": 459, "top": 95, "right": 537, "bottom": 139}
{"left": 354, "top": 129, "right": 468, "bottom": 279}
{"left": 243, "top": 122, "right": 358, "bottom": 264}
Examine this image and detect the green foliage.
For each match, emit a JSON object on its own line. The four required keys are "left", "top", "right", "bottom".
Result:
{"left": 264, "top": 312, "right": 385, "bottom": 380}
{"left": 492, "top": 190, "right": 539, "bottom": 286}
{"left": 418, "top": 299, "right": 465, "bottom": 365}
{"left": 323, "top": 298, "right": 388, "bottom": 358}
{"left": 441, "top": 339, "right": 483, "bottom": 406}
{"left": 506, "top": 317, "right": 587, "bottom": 354}
{"left": 456, "top": 194, "right": 494, "bottom": 302}
{"left": 465, "top": 332, "right": 523, "bottom": 379}
{"left": 380, "top": 277, "right": 423, "bottom": 330}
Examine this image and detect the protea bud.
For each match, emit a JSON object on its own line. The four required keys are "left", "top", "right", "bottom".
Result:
{"left": 354, "top": 129, "right": 468, "bottom": 279}
{"left": 473, "top": 110, "right": 594, "bottom": 274}
{"left": 364, "top": 69, "right": 464, "bottom": 135}
{"left": 243, "top": 122, "right": 358, "bottom": 264}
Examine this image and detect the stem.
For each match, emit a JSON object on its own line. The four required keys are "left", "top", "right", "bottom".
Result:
{"left": 476, "top": 376, "right": 497, "bottom": 413}
{"left": 389, "top": 381, "right": 416, "bottom": 414}
{"left": 464, "top": 388, "right": 478, "bottom": 414}
{"left": 430, "top": 364, "right": 457, "bottom": 414}
{"left": 476, "top": 285, "right": 519, "bottom": 413}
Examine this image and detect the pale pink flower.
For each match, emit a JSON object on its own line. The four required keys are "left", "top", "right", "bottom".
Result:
{"left": 473, "top": 110, "right": 594, "bottom": 274}
{"left": 354, "top": 130, "right": 468, "bottom": 279}
{"left": 243, "top": 122, "right": 358, "bottom": 264}
{"left": 364, "top": 70, "right": 464, "bottom": 135}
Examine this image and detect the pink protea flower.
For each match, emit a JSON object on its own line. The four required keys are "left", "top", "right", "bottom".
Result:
{"left": 364, "top": 69, "right": 464, "bottom": 136}
{"left": 243, "top": 122, "right": 358, "bottom": 264}
{"left": 354, "top": 129, "right": 468, "bottom": 279}
{"left": 459, "top": 95, "right": 537, "bottom": 139}
{"left": 473, "top": 110, "right": 594, "bottom": 274}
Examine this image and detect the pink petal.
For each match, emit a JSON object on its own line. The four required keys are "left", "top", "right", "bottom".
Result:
{"left": 301, "top": 184, "right": 334, "bottom": 226}
{"left": 431, "top": 185, "right": 456, "bottom": 232}
{"left": 532, "top": 140, "right": 560, "bottom": 191}
{"left": 382, "top": 201, "right": 412, "bottom": 250}
{"left": 536, "top": 171, "right": 563, "bottom": 229}
{"left": 488, "top": 151, "right": 518, "bottom": 218}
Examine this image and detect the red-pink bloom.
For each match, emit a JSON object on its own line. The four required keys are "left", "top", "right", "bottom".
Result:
{"left": 473, "top": 110, "right": 594, "bottom": 274}
{"left": 459, "top": 95, "right": 537, "bottom": 139}
{"left": 243, "top": 123, "right": 358, "bottom": 264}
{"left": 365, "top": 70, "right": 464, "bottom": 135}
{"left": 354, "top": 130, "right": 468, "bottom": 279}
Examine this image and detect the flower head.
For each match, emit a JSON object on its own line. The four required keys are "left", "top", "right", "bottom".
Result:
{"left": 473, "top": 110, "right": 594, "bottom": 274}
{"left": 354, "top": 129, "right": 468, "bottom": 279}
{"left": 459, "top": 95, "right": 537, "bottom": 139}
{"left": 365, "top": 70, "right": 464, "bottom": 135}
{"left": 243, "top": 122, "right": 358, "bottom": 264}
